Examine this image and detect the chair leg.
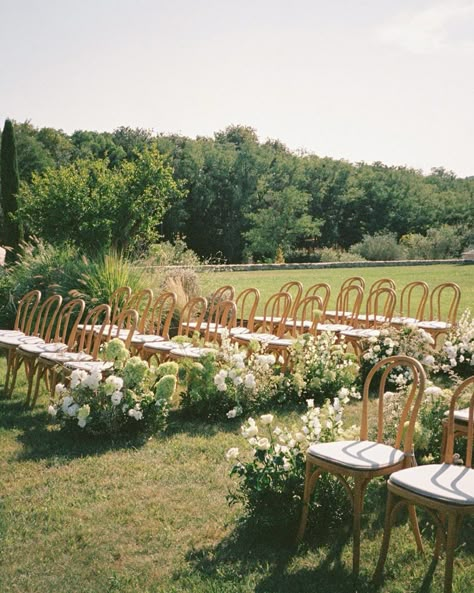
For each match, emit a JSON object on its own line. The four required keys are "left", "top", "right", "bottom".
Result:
{"left": 444, "top": 514, "right": 460, "bottom": 593}
{"left": 30, "top": 366, "right": 44, "bottom": 408}
{"left": 352, "top": 477, "right": 368, "bottom": 578}
{"left": 408, "top": 504, "right": 424, "bottom": 554}
{"left": 3, "top": 349, "right": 13, "bottom": 395}
{"left": 296, "top": 463, "right": 322, "bottom": 543}
{"left": 374, "top": 490, "right": 398, "bottom": 583}
{"left": 7, "top": 352, "right": 22, "bottom": 398}
{"left": 440, "top": 421, "right": 448, "bottom": 462}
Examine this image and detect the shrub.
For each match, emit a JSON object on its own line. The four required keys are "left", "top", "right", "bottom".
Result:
{"left": 350, "top": 231, "right": 406, "bottom": 261}
{"left": 48, "top": 340, "right": 176, "bottom": 437}
{"left": 226, "top": 401, "right": 354, "bottom": 530}
{"left": 144, "top": 237, "right": 202, "bottom": 267}
{"left": 401, "top": 225, "right": 469, "bottom": 260}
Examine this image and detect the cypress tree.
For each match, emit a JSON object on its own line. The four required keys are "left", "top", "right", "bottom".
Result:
{"left": 0, "top": 119, "right": 22, "bottom": 261}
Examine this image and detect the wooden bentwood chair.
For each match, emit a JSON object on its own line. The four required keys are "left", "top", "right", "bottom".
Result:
{"left": 296, "top": 355, "right": 427, "bottom": 578}
{"left": 374, "top": 376, "right": 474, "bottom": 593}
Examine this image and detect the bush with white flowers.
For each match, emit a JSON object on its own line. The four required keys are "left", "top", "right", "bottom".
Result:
{"left": 48, "top": 342, "right": 178, "bottom": 436}
{"left": 283, "top": 332, "right": 360, "bottom": 404}
{"left": 434, "top": 309, "right": 474, "bottom": 379}
{"left": 226, "top": 395, "right": 359, "bottom": 527}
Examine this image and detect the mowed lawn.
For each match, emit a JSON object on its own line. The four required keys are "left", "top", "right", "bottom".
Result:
{"left": 199, "top": 263, "right": 474, "bottom": 315}
{"left": 1, "top": 263, "right": 474, "bottom": 593}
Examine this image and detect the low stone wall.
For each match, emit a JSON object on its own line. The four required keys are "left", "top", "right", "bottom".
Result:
{"left": 138, "top": 258, "right": 469, "bottom": 273}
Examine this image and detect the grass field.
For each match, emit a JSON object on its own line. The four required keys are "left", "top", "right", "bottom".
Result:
{"left": 1, "top": 263, "right": 473, "bottom": 592}
{"left": 198, "top": 264, "right": 474, "bottom": 316}
{"left": 1, "top": 361, "right": 473, "bottom": 593}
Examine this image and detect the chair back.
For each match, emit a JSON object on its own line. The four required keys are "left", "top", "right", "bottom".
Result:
{"left": 178, "top": 297, "right": 208, "bottom": 337}
{"left": 31, "top": 294, "right": 63, "bottom": 341}
{"left": 204, "top": 300, "right": 237, "bottom": 342}
{"left": 361, "top": 356, "right": 426, "bottom": 454}
{"left": 288, "top": 295, "right": 323, "bottom": 337}
{"left": 111, "top": 308, "right": 139, "bottom": 349}
{"left": 52, "top": 298, "right": 86, "bottom": 349}
{"left": 280, "top": 281, "right": 303, "bottom": 317}
{"left": 13, "top": 290, "right": 41, "bottom": 334}
{"left": 362, "top": 287, "right": 397, "bottom": 328}
{"left": 235, "top": 288, "right": 260, "bottom": 332}
{"left": 341, "top": 276, "right": 365, "bottom": 291}
{"left": 109, "top": 286, "right": 132, "bottom": 325}
{"left": 426, "top": 282, "right": 461, "bottom": 324}
{"left": 398, "top": 281, "right": 429, "bottom": 321}
{"left": 368, "top": 278, "right": 396, "bottom": 293}
{"left": 332, "top": 285, "right": 363, "bottom": 325}
{"left": 304, "top": 283, "right": 330, "bottom": 314}
{"left": 76, "top": 304, "right": 111, "bottom": 358}
{"left": 261, "top": 291, "right": 292, "bottom": 337}
{"left": 125, "top": 289, "right": 154, "bottom": 333}
{"left": 144, "top": 291, "right": 177, "bottom": 340}
{"left": 444, "top": 376, "right": 474, "bottom": 467}
{"left": 207, "top": 285, "right": 235, "bottom": 323}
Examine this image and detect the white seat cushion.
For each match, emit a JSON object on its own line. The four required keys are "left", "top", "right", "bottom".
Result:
{"left": 0, "top": 335, "right": 45, "bottom": 347}
{"left": 110, "top": 329, "right": 135, "bottom": 341}
{"left": 390, "top": 316, "right": 419, "bottom": 326}
{"left": 418, "top": 321, "right": 451, "bottom": 330}
{"left": 316, "top": 323, "right": 353, "bottom": 333}
{"left": 39, "top": 351, "right": 93, "bottom": 363}
{"left": 268, "top": 337, "right": 293, "bottom": 347}
{"left": 131, "top": 334, "right": 164, "bottom": 345}
{"left": 237, "top": 332, "right": 277, "bottom": 343}
{"left": 170, "top": 346, "right": 217, "bottom": 359}
{"left": 227, "top": 327, "right": 249, "bottom": 336}
{"left": 453, "top": 408, "right": 470, "bottom": 423}
{"left": 0, "top": 330, "right": 25, "bottom": 338}
{"left": 18, "top": 342, "right": 68, "bottom": 355}
{"left": 308, "top": 440, "right": 405, "bottom": 470}
{"left": 64, "top": 360, "right": 114, "bottom": 372}
{"left": 143, "top": 340, "right": 191, "bottom": 352}
{"left": 340, "top": 329, "right": 380, "bottom": 339}
{"left": 390, "top": 464, "right": 474, "bottom": 506}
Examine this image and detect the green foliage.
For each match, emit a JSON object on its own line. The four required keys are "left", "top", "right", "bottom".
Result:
{"left": 350, "top": 231, "right": 406, "bottom": 261}
{"left": 1, "top": 119, "right": 23, "bottom": 259}
{"left": 401, "top": 225, "right": 469, "bottom": 259}
{"left": 18, "top": 147, "right": 183, "bottom": 254}
{"left": 145, "top": 237, "right": 201, "bottom": 267}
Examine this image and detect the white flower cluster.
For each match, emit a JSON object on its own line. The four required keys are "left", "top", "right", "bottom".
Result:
{"left": 437, "top": 309, "right": 474, "bottom": 374}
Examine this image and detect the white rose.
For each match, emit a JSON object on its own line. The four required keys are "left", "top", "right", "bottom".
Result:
{"left": 256, "top": 437, "right": 270, "bottom": 451}
{"left": 70, "top": 369, "right": 87, "bottom": 389}
{"left": 78, "top": 418, "right": 87, "bottom": 428}
{"left": 55, "top": 383, "right": 67, "bottom": 397}
{"left": 111, "top": 391, "right": 123, "bottom": 406}
{"left": 225, "top": 447, "right": 239, "bottom": 460}
{"left": 260, "top": 414, "right": 274, "bottom": 425}
{"left": 48, "top": 405, "right": 57, "bottom": 417}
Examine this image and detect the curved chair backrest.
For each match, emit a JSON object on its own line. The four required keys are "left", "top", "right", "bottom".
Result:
{"left": 362, "top": 356, "right": 426, "bottom": 453}
{"left": 363, "top": 287, "right": 397, "bottom": 328}
{"left": 261, "top": 291, "right": 292, "bottom": 337}
{"left": 398, "top": 281, "right": 429, "bottom": 321}
{"left": 304, "top": 283, "right": 331, "bottom": 314}
{"left": 208, "top": 285, "right": 235, "bottom": 322}
{"left": 109, "top": 286, "right": 132, "bottom": 325}
{"left": 77, "top": 304, "right": 111, "bottom": 358}
{"left": 111, "top": 308, "right": 139, "bottom": 349}
{"left": 178, "top": 297, "right": 208, "bottom": 337}
{"left": 333, "top": 285, "right": 364, "bottom": 325}
{"left": 341, "top": 276, "right": 365, "bottom": 291}
{"left": 368, "top": 278, "right": 396, "bottom": 294}
{"left": 280, "top": 281, "right": 303, "bottom": 317}
{"left": 427, "top": 282, "right": 461, "bottom": 324}
{"left": 31, "top": 294, "right": 63, "bottom": 341}
{"left": 14, "top": 290, "right": 41, "bottom": 334}
{"left": 53, "top": 298, "right": 86, "bottom": 349}
{"left": 145, "top": 291, "right": 177, "bottom": 340}
{"left": 444, "top": 375, "right": 474, "bottom": 467}
{"left": 125, "top": 289, "right": 154, "bottom": 333}
{"left": 205, "top": 300, "right": 237, "bottom": 342}
{"left": 235, "top": 288, "right": 260, "bottom": 332}
{"left": 288, "top": 295, "right": 323, "bottom": 337}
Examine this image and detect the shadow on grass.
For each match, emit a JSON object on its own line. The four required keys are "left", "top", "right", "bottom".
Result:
{"left": 0, "top": 396, "right": 154, "bottom": 464}
{"left": 177, "top": 514, "right": 374, "bottom": 593}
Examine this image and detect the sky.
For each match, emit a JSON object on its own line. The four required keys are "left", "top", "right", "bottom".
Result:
{"left": 1, "top": 0, "right": 473, "bottom": 177}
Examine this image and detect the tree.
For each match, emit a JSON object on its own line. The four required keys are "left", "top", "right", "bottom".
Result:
{"left": 1, "top": 119, "right": 23, "bottom": 260}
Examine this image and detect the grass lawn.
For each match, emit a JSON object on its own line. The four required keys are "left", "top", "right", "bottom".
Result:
{"left": 1, "top": 360, "right": 473, "bottom": 593}
{"left": 198, "top": 264, "right": 474, "bottom": 315}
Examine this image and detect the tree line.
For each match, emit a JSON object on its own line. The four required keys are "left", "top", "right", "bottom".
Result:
{"left": 1, "top": 121, "right": 473, "bottom": 263}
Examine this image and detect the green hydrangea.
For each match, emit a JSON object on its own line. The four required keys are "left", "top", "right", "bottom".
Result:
{"left": 104, "top": 338, "right": 130, "bottom": 364}
{"left": 155, "top": 375, "right": 177, "bottom": 400}
{"left": 156, "top": 361, "right": 179, "bottom": 378}
{"left": 123, "top": 356, "right": 149, "bottom": 388}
